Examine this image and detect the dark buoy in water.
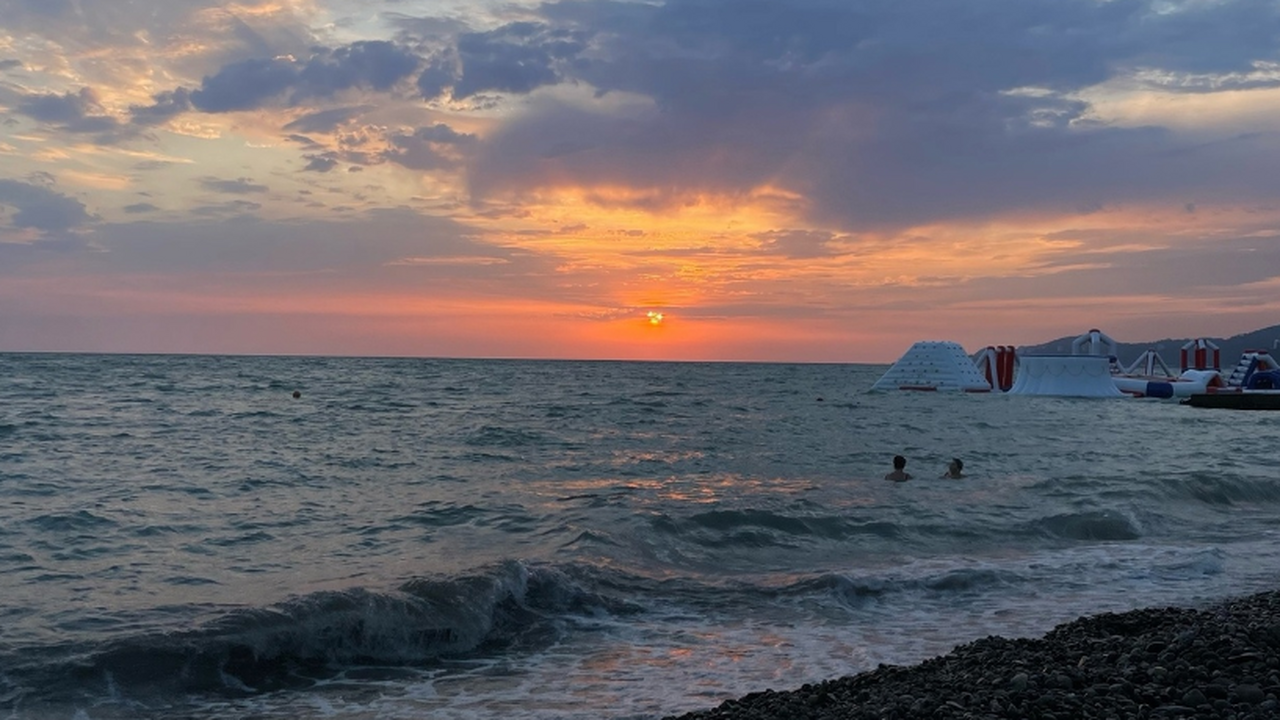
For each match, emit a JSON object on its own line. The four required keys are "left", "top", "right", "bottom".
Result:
{"left": 292, "top": 390, "right": 301, "bottom": 399}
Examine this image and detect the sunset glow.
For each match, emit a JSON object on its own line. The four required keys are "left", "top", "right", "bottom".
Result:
{"left": 2, "top": 0, "right": 1279, "bottom": 361}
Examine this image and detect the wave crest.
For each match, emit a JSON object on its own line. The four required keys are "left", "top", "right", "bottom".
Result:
{"left": 9, "top": 561, "right": 641, "bottom": 704}
{"left": 1037, "top": 510, "right": 1141, "bottom": 541}
{"left": 650, "top": 509, "right": 902, "bottom": 548}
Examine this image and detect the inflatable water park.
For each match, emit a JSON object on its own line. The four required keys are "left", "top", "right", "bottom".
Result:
{"left": 871, "top": 329, "right": 1280, "bottom": 408}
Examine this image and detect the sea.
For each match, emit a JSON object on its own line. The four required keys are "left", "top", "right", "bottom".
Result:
{"left": 1, "top": 353, "right": 1277, "bottom": 719}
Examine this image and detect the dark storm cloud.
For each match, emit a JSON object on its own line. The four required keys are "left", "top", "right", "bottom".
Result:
{"left": 412, "top": 20, "right": 592, "bottom": 101}
{"left": 550, "top": 0, "right": 1277, "bottom": 103}
{"left": 382, "top": 124, "right": 478, "bottom": 171}
{"left": 186, "top": 41, "right": 420, "bottom": 113}
{"left": 130, "top": 89, "right": 193, "bottom": 126}
{"left": 0, "top": 179, "right": 92, "bottom": 233}
{"left": 415, "top": 54, "right": 458, "bottom": 99}
{"left": 17, "top": 88, "right": 98, "bottom": 123}
{"left": 444, "top": 22, "right": 588, "bottom": 99}
{"left": 302, "top": 154, "right": 339, "bottom": 173}
{"left": 16, "top": 87, "right": 120, "bottom": 133}
{"left": 189, "top": 57, "right": 301, "bottom": 112}
{"left": 297, "top": 41, "right": 420, "bottom": 95}
{"left": 1112, "top": 0, "right": 1280, "bottom": 78}
{"left": 452, "top": 0, "right": 1280, "bottom": 230}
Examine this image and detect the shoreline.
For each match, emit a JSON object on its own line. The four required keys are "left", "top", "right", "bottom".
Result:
{"left": 663, "top": 589, "right": 1280, "bottom": 719}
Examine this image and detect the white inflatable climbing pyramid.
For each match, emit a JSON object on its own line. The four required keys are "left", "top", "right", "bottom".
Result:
{"left": 870, "top": 341, "right": 992, "bottom": 392}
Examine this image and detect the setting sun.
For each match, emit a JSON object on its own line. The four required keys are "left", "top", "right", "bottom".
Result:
{"left": 647, "top": 311, "right": 665, "bottom": 326}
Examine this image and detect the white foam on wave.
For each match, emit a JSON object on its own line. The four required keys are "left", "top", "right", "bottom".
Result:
{"left": 29, "top": 536, "right": 1280, "bottom": 720}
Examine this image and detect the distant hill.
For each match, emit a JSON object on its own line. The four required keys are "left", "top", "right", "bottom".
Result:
{"left": 1017, "top": 324, "right": 1280, "bottom": 369}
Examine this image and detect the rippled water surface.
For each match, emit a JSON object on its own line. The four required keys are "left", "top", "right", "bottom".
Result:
{"left": 1, "top": 353, "right": 1277, "bottom": 719}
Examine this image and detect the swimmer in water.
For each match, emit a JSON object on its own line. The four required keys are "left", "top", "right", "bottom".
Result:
{"left": 884, "top": 454, "right": 911, "bottom": 482}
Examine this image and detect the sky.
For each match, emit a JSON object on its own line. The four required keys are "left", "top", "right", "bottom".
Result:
{"left": 2, "top": 0, "right": 1280, "bottom": 362}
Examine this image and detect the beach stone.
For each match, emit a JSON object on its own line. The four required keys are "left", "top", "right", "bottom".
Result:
{"left": 1235, "top": 683, "right": 1265, "bottom": 704}
{"left": 1009, "top": 672, "right": 1029, "bottom": 692}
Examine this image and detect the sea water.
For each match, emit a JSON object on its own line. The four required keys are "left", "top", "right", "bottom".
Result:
{"left": 0, "top": 353, "right": 1276, "bottom": 719}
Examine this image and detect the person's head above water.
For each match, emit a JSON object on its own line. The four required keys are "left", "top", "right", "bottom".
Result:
{"left": 945, "top": 458, "right": 964, "bottom": 478}
{"left": 885, "top": 454, "right": 911, "bottom": 481}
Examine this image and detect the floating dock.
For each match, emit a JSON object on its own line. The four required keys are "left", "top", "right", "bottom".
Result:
{"left": 1182, "top": 392, "right": 1280, "bottom": 410}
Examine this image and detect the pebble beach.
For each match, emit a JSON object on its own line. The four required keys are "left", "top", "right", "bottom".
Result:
{"left": 666, "top": 589, "right": 1280, "bottom": 720}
